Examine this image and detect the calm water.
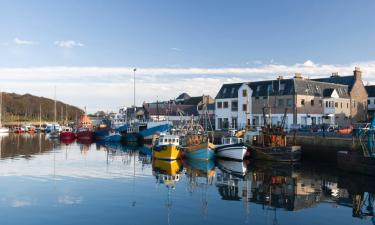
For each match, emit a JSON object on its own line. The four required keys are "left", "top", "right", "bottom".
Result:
{"left": 0, "top": 133, "right": 374, "bottom": 225}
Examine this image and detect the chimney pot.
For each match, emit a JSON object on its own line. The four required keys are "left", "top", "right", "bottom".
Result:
{"left": 354, "top": 67, "right": 362, "bottom": 80}
{"left": 294, "top": 73, "right": 303, "bottom": 79}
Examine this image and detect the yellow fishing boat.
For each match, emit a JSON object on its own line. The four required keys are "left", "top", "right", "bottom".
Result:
{"left": 152, "top": 134, "right": 181, "bottom": 160}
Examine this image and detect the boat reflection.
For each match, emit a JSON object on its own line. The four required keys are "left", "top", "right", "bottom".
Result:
{"left": 153, "top": 159, "right": 183, "bottom": 225}
{"left": 216, "top": 159, "right": 248, "bottom": 178}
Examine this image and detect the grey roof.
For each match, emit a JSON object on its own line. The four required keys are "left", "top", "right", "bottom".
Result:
{"left": 248, "top": 79, "right": 295, "bottom": 96}
{"left": 366, "top": 85, "right": 375, "bottom": 97}
{"left": 176, "top": 93, "right": 191, "bottom": 100}
{"left": 246, "top": 78, "right": 349, "bottom": 98}
{"left": 183, "top": 96, "right": 202, "bottom": 105}
{"left": 293, "top": 79, "right": 350, "bottom": 98}
{"left": 215, "top": 83, "right": 243, "bottom": 99}
{"left": 312, "top": 75, "right": 355, "bottom": 91}
{"left": 216, "top": 77, "right": 351, "bottom": 100}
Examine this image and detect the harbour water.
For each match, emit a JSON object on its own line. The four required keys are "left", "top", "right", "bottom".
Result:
{"left": 0, "top": 133, "right": 374, "bottom": 225}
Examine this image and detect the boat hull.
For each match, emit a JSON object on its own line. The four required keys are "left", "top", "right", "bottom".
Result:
{"left": 105, "top": 134, "right": 122, "bottom": 142}
{"left": 60, "top": 131, "right": 76, "bottom": 140}
{"left": 215, "top": 143, "right": 247, "bottom": 161}
{"left": 337, "top": 151, "right": 375, "bottom": 176}
{"left": 185, "top": 143, "right": 215, "bottom": 160}
{"left": 76, "top": 130, "right": 93, "bottom": 140}
{"left": 0, "top": 127, "right": 9, "bottom": 133}
{"left": 94, "top": 129, "right": 109, "bottom": 140}
{"left": 153, "top": 145, "right": 181, "bottom": 160}
{"left": 247, "top": 144, "right": 301, "bottom": 162}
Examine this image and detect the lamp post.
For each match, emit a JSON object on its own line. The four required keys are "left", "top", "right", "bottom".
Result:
{"left": 133, "top": 68, "right": 137, "bottom": 107}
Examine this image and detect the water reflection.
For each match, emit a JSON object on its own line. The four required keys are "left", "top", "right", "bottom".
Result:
{"left": 0, "top": 134, "right": 374, "bottom": 225}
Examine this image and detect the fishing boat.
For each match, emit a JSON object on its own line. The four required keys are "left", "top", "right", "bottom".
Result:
{"left": 13, "top": 126, "right": 24, "bottom": 134}
{"left": 183, "top": 133, "right": 215, "bottom": 160}
{"left": 49, "top": 124, "right": 60, "bottom": 139}
{"left": 76, "top": 114, "right": 94, "bottom": 140}
{"left": 60, "top": 126, "right": 76, "bottom": 141}
{"left": 215, "top": 130, "right": 248, "bottom": 161}
{"left": 105, "top": 131, "right": 122, "bottom": 142}
{"left": 152, "top": 134, "right": 182, "bottom": 160}
{"left": 76, "top": 127, "right": 93, "bottom": 140}
{"left": 246, "top": 107, "right": 301, "bottom": 162}
{"left": 93, "top": 123, "right": 110, "bottom": 141}
{"left": 338, "top": 117, "right": 375, "bottom": 175}
{"left": 0, "top": 91, "right": 9, "bottom": 133}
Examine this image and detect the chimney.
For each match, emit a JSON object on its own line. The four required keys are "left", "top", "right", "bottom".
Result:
{"left": 277, "top": 75, "right": 284, "bottom": 80}
{"left": 354, "top": 67, "right": 362, "bottom": 80}
{"left": 331, "top": 72, "right": 339, "bottom": 77}
{"left": 294, "top": 73, "right": 303, "bottom": 79}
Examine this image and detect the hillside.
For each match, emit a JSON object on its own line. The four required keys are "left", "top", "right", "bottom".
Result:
{"left": 1, "top": 92, "right": 84, "bottom": 122}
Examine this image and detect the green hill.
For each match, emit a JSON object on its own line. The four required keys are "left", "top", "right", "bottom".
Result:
{"left": 1, "top": 92, "right": 84, "bottom": 123}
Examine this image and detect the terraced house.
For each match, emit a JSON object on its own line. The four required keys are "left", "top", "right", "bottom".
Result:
{"left": 214, "top": 67, "right": 367, "bottom": 130}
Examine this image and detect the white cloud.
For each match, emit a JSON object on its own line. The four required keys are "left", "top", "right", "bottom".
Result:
{"left": 170, "top": 47, "right": 182, "bottom": 51}
{"left": 11, "top": 199, "right": 32, "bottom": 207}
{"left": 54, "top": 40, "right": 84, "bottom": 49}
{"left": 58, "top": 196, "right": 83, "bottom": 205}
{"left": 0, "top": 60, "right": 374, "bottom": 112}
{"left": 13, "top": 37, "right": 36, "bottom": 45}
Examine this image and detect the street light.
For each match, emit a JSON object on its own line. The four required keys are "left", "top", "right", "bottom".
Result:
{"left": 133, "top": 68, "right": 137, "bottom": 107}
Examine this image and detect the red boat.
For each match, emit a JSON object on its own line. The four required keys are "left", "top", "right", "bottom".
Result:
{"left": 13, "top": 127, "right": 25, "bottom": 134}
{"left": 76, "top": 114, "right": 94, "bottom": 140}
{"left": 60, "top": 127, "right": 76, "bottom": 141}
{"left": 76, "top": 128, "right": 93, "bottom": 140}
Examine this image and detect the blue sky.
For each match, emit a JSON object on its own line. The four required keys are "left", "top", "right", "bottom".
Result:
{"left": 1, "top": 0, "right": 375, "bottom": 111}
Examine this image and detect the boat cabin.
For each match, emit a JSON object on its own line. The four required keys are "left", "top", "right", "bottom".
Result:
{"left": 157, "top": 134, "right": 180, "bottom": 146}
{"left": 221, "top": 136, "right": 244, "bottom": 145}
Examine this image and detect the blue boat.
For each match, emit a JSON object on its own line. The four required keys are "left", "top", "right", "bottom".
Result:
{"left": 94, "top": 128, "right": 110, "bottom": 140}
{"left": 105, "top": 133, "right": 122, "bottom": 142}
{"left": 185, "top": 146, "right": 215, "bottom": 160}
{"left": 184, "top": 134, "right": 215, "bottom": 160}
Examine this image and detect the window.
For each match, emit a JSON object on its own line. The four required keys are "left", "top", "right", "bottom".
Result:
{"left": 279, "top": 83, "right": 286, "bottom": 91}
{"left": 287, "top": 99, "right": 293, "bottom": 106}
{"left": 231, "top": 88, "right": 235, "bottom": 94}
{"left": 278, "top": 99, "right": 284, "bottom": 106}
{"left": 223, "top": 88, "right": 227, "bottom": 94}
{"left": 311, "top": 100, "right": 314, "bottom": 106}
{"left": 341, "top": 102, "right": 343, "bottom": 108}
{"left": 231, "top": 100, "right": 238, "bottom": 111}
{"left": 242, "top": 104, "right": 247, "bottom": 111}
{"left": 223, "top": 118, "right": 229, "bottom": 129}
{"left": 231, "top": 117, "right": 237, "bottom": 129}
{"left": 267, "top": 84, "right": 273, "bottom": 93}
{"left": 301, "top": 99, "right": 305, "bottom": 106}
{"left": 255, "top": 96, "right": 259, "bottom": 100}
{"left": 217, "top": 102, "right": 222, "bottom": 108}
{"left": 242, "top": 89, "right": 247, "bottom": 97}
{"left": 263, "top": 96, "right": 267, "bottom": 100}
{"left": 373, "top": 99, "right": 375, "bottom": 104}
{"left": 217, "top": 118, "right": 222, "bottom": 129}
{"left": 223, "top": 101, "right": 229, "bottom": 108}
{"left": 347, "top": 103, "right": 349, "bottom": 108}
{"left": 335, "top": 102, "right": 338, "bottom": 107}
{"left": 326, "top": 101, "right": 328, "bottom": 108}
{"left": 256, "top": 86, "right": 261, "bottom": 92}
{"left": 319, "top": 100, "right": 323, "bottom": 107}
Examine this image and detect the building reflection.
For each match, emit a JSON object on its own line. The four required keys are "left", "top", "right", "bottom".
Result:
{"left": 214, "top": 161, "right": 375, "bottom": 223}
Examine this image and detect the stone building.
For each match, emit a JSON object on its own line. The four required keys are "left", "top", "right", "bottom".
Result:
{"left": 214, "top": 67, "right": 367, "bottom": 130}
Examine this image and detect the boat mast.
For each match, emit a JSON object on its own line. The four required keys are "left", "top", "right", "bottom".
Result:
{"left": 39, "top": 103, "right": 42, "bottom": 129}
{"left": 54, "top": 86, "right": 57, "bottom": 123}
{"left": 133, "top": 68, "right": 137, "bottom": 122}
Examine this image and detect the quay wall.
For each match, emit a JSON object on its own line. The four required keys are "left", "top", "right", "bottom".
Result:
{"left": 287, "top": 134, "right": 362, "bottom": 163}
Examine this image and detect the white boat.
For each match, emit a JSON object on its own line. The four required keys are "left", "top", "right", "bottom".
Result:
{"left": 215, "top": 136, "right": 247, "bottom": 161}
{"left": 0, "top": 127, "right": 9, "bottom": 133}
